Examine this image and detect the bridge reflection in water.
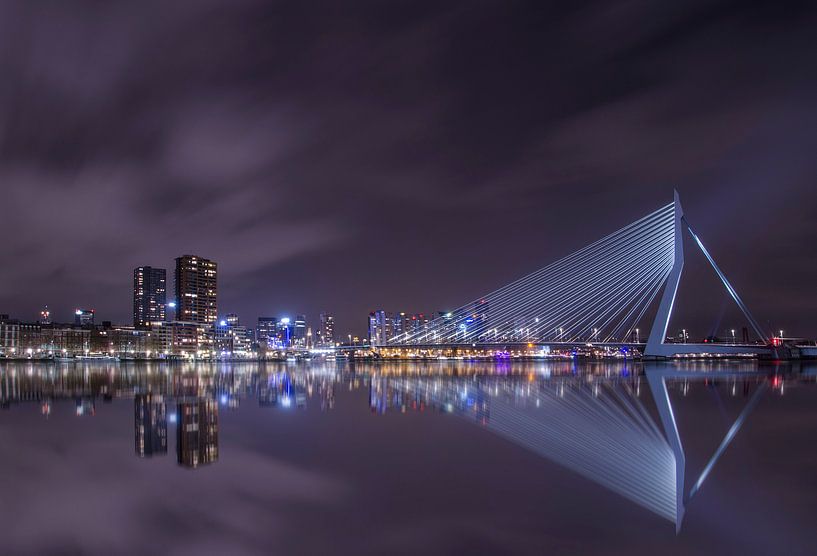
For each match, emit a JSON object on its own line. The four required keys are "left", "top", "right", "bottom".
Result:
{"left": 0, "top": 359, "right": 798, "bottom": 529}
{"left": 368, "top": 362, "right": 774, "bottom": 531}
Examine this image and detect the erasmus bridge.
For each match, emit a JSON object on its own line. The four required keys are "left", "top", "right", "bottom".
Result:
{"left": 385, "top": 191, "right": 787, "bottom": 358}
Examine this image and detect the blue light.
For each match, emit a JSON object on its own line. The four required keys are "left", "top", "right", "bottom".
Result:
{"left": 281, "top": 396, "right": 292, "bottom": 408}
{"left": 220, "top": 394, "right": 228, "bottom": 405}
{"left": 220, "top": 320, "right": 227, "bottom": 326}
{"left": 169, "top": 413, "right": 177, "bottom": 424}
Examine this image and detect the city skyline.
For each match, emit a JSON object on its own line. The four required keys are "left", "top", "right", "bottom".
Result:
{"left": 1, "top": 3, "right": 816, "bottom": 554}
{"left": 0, "top": 216, "right": 806, "bottom": 344}
{"left": 1, "top": 3, "right": 816, "bottom": 338}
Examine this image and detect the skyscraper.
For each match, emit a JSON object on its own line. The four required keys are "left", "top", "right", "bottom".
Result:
{"left": 293, "top": 315, "right": 307, "bottom": 347}
{"left": 174, "top": 255, "right": 217, "bottom": 325}
{"left": 256, "top": 317, "right": 278, "bottom": 348}
{"left": 133, "top": 266, "right": 167, "bottom": 328}
{"left": 277, "top": 318, "right": 293, "bottom": 347}
{"left": 368, "top": 310, "right": 392, "bottom": 346}
{"left": 319, "top": 312, "right": 335, "bottom": 347}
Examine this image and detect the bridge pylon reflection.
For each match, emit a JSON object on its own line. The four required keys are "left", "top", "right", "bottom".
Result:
{"left": 369, "top": 362, "right": 769, "bottom": 531}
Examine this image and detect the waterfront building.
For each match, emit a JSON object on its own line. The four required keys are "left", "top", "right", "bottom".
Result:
{"left": 17, "top": 323, "right": 41, "bottom": 355}
{"left": 391, "top": 312, "right": 407, "bottom": 340}
{"left": 90, "top": 324, "right": 157, "bottom": 357}
{"left": 214, "top": 319, "right": 231, "bottom": 353}
{"left": 39, "top": 325, "right": 91, "bottom": 355}
{"left": 0, "top": 316, "right": 19, "bottom": 356}
{"left": 133, "top": 266, "right": 167, "bottom": 328}
{"left": 405, "top": 313, "right": 429, "bottom": 339}
{"left": 176, "top": 399, "right": 219, "bottom": 468}
{"left": 368, "top": 310, "right": 393, "bottom": 346}
{"left": 151, "top": 321, "right": 212, "bottom": 358}
{"left": 214, "top": 316, "right": 251, "bottom": 357}
{"left": 277, "top": 318, "right": 293, "bottom": 348}
{"left": 174, "top": 255, "right": 217, "bottom": 325}
{"left": 74, "top": 308, "right": 95, "bottom": 327}
{"left": 230, "top": 325, "right": 252, "bottom": 355}
{"left": 256, "top": 317, "right": 277, "bottom": 348}
{"left": 134, "top": 394, "right": 167, "bottom": 457}
{"left": 319, "top": 312, "right": 335, "bottom": 347}
{"left": 293, "top": 315, "right": 307, "bottom": 347}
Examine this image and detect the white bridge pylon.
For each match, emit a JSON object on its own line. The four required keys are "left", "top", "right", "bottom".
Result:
{"left": 386, "top": 191, "right": 770, "bottom": 356}
{"left": 644, "top": 191, "right": 769, "bottom": 357}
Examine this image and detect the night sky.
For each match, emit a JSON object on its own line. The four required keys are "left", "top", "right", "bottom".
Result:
{"left": 1, "top": 1, "right": 816, "bottom": 337}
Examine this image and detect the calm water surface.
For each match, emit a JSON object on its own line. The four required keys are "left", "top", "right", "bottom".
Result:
{"left": 0, "top": 359, "right": 815, "bottom": 555}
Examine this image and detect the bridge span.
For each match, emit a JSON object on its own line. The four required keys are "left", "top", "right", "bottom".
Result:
{"left": 379, "top": 191, "right": 791, "bottom": 359}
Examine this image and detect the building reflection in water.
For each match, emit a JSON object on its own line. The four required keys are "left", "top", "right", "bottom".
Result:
{"left": 134, "top": 393, "right": 167, "bottom": 457}
{"left": 0, "top": 358, "right": 810, "bottom": 524}
{"left": 176, "top": 399, "right": 219, "bottom": 468}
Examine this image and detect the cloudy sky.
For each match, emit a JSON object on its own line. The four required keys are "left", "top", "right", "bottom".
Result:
{"left": 1, "top": 1, "right": 815, "bottom": 336}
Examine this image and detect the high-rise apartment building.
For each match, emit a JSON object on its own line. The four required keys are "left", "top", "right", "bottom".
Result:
{"left": 256, "top": 317, "right": 278, "bottom": 348}
{"left": 319, "top": 312, "right": 335, "bottom": 346}
{"left": 133, "top": 266, "right": 167, "bottom": 328}
{"left": 293, "top": 315, "right": 307, "bottom": 347}
{"left": 174, "top": 255, "right": 217, "bottom": 325}
{"left": 368, "top": 310, "right": 392, "bottom": 346}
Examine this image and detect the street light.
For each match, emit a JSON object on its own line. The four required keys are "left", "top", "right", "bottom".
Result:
{"left": 635, "top": 328, "right": 640, "bottom": 343}
{"left": 731, "top": 329, "right": 736, "bottom": 344}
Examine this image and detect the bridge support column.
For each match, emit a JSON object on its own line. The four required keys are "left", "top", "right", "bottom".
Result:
{"left": 645, "top": 191, "right": 684, "bottom": 358}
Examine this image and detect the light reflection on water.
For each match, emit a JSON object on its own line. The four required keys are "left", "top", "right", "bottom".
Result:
{"left": 0, "top": 358, "right": 815, "bottom": 549}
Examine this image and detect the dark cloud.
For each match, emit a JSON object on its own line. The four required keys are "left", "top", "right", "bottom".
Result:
{"left": 0, "top": 0, "right": 815, "bottom": 336}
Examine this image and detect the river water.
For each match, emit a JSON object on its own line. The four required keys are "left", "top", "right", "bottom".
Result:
{"left": 0, "top": 359, "right": 814, "bottom": 555}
